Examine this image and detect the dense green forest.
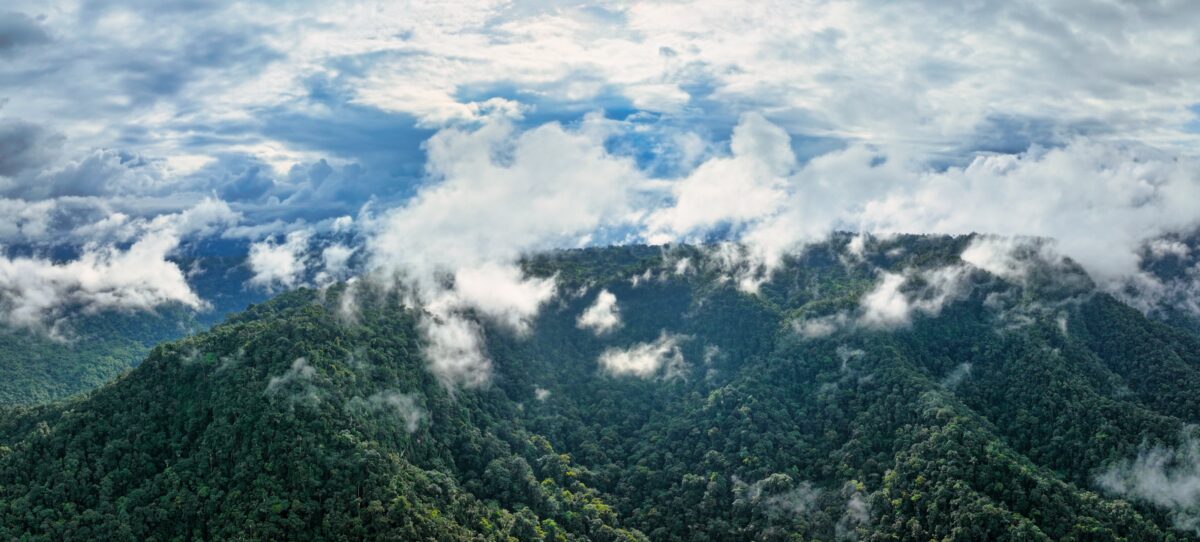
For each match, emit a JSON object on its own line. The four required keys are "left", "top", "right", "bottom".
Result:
{"left": 0, "top": 305, "right": 198, "bottom": 405}
{"left": 2, "top": 235, "right": 1200, "bottom": 540}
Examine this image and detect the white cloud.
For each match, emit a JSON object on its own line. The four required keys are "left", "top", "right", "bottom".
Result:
{"left": 7, "top": 1, "right": 1200, "bottom": 369}
{"left": 265, "top": 357, "right": 321, "bottom": 407}
{"left": 1148, "top": 239, "right": 1191, "bottom": 260}
{"left": 1098, "top": 430, "right": 1200, "bottom": 534}
{"left": 443, "top": 263, "right": 556, "bottom": 334}
{"left": 796, "top": 263, "right": 976, "bottom": 338}
{"left": 420, "top": 314, "right": 491, "bottom": 389}
{"left": 794, "top": 313, "right": 852, "bottom": 340}
{"left": 858, "top": 272, "right": 911, "bottom": 329}
{"left": 416, "top": 263, "right": 557, "bottom": 388}
{"left": 672, "top": 257, "right": 692, "bottom": 275}
{"left": 837, "top": 482, "right": 871, "bottom": 540}
{"left": 0, "top": 199, "right": 236, "bottom": 333}
{"left": 346, "top": 390, "right": 427, "bottom": 433}
{"left": 733, "top": 474, "right": 822, "bottom": 518}
{"left": 843, "top": 142, "right": 1200, "bottom": 286}
{"left": 577, "top": 289, "right": 621, "bottom": 335}
{"left": 646, "top": 113, "right": 794, "bottom": 242}
{"left": 247, "top": 230, "right": 310, "bottom": 291}
{"left": 859, "top": 266, "right": 973, "bottom": 330}
{"left": 961, "top": 236, "right": 1050, "bottom": 284}
{"left": 941, "top": 362, "right": 973, "bottom": 389}
{"left": 647, "top": 119, "right": 1200, "bottom": 299}
{"left": 597, "top": 331, "right": 685, "bottom": 379}
{"left": 364, "top": 114, "right": 644, "bottom": 387}
{"left": 367, "top": 114, "right": 643, "bottom": 280}
{"left": 230, "top": 0, "right": 1200, "bottom": 153}
{"left": 315, "top": 243, "right": 357, "bottom": 286}
{"left": 266, "top": 357, "right": 316, "bottom": 393}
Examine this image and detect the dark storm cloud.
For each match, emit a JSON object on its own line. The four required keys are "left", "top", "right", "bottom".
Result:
{"left": 0, "top": 12, "right": 51, "bottom": 55}
{"left": 0, "top": 119, "right": 61, "bottom": 178}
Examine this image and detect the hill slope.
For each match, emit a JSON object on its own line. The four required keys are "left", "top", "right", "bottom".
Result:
{"left": 3, "top": 236, "right": 1200, "bottom": 540}
{"left": 0, "top": 254, "right": 266, "bottom": 406}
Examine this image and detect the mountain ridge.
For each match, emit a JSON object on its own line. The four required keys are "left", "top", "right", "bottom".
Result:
{"left": 2, "top": 236, "right": 1200, "bottom": 540}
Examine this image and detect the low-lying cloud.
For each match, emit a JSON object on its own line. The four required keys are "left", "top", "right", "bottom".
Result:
{"left": 248, "top": 230, "right": 311, "bottom": 292}
{"left": 859, "top": 266, "right": 973, "bottom": 330}
{"left": 733, "top": 474, "right": 822, "bottom": 519}
{"left": 346, "top": 390, "right": 427, "bottom": 433}
{"left": 796, "top": 263, "right": 975, "bottom": 338}
{"left": 265, "top": 357, "right": 322, "bottom": 408}
{"left": 577, "top": 289, "right": 621, "bottom": 335}
{"left": 1098, "top": 430, "right": 1200, "bottom": 534}
{"left": 597, "top": 331, "right": 685, "bottom": 379}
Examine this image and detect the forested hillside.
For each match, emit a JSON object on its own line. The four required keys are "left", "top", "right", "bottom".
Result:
{"left": 0, "top": 255, "right": 265, "bottom": 405}
{"left": 2, "top": 235, "right": 1200, "bottom": 540}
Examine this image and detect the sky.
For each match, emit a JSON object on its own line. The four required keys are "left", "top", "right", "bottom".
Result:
{"left": 2, "top": 0, "right": 1200, "bottom": 354}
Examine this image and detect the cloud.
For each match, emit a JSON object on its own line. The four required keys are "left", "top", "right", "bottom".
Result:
{"left": 844, "top": 142, "right": 1200, "bottom": 286}
{"left": 645, "top": 112, "right": 794, "bottom": 242}
{"left": 794, "top": 313, "right": 852, "bottom": 340}
{"left": 1098, "top": 429, "right": 1200, "bottom": 534}
{"left": 795, "top": 256, "right": 982, "bottom": 338}
{"left": 364, "top": 114, "right": 643, "bottom": 387}
{"left": 154, "top": 197, "right": 242, "bottom": 237}
{"left": 858, "top": 272, "right": 911, "bottom": 329}
{"left": 597, "top": 331, "right": 685, "bottom": 378}
{"left": 836, "top": 346, "right": 865, "bottom": 372}
{"left": 247, "top": 230, "right": 310, "bottom": 291}
{"left": 0, "top": 198, "right": 236, "bottom": 333}
{"left": 733, "top": 474, "right": 822, "bottom": 518}
{"left": 1148, "top": 239, "right": 1191, "bottom": 260}
{"left": 3, "top": 0, "right": 1200, "bottom": 362}
{"left": 265, "top": 357, "right": 322, "bottom": 407}
{"left": 0, "top": 119, "right": 61, "bottom": 180}
{"left": 0, "top": 12, "right": 51, "bottom": 55}
{"left": 415, "top": 263, "right": 557, "bottom": 388}
{"left": 837, "top": 481, "right": 871, "bottom": 540}
{"left": 859, "top": 266, "right": 973, "bottom": 330}
{"left": 941, "top": 362, "right": 972, "bottom": 389}
{"left": 439, "top": 263, "right": 556, "bottom": 334}
{"left": 0, "top": 230, "right": 200, "bottom": 331}
{"left": 960, "top": 236, "right": 1058, "bottom": 284}
{"left": 1, "top": 0, "right": 1198, "bottom": 254}
{"left": 648, "top": 120, "right": 1200, "bottom": 300}
{"left": 345, "top": 390, "right": 427, "bottom": 433}
{"left": 266, "top": 357, "right": 316, "bottom": 393}
{"left": 420, "top": 314, "right": 491, "bottom": 389}
{"left": 314, "top": 243, "right": 357, "bottom": 286}
{"left": 577, "top": 289, "right": 621, "bottom": 335}
{"left": 366, "top": 114, "right": 642, "bottom": 280}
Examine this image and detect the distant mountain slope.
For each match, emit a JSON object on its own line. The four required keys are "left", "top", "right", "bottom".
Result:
{"left": 0, "top": 306, "right": 198, "bottom": 405}
{"left": 3, "top": 237, "right": 1200, "bottom": 540}
{"left": 0, "top": 254, "right": 266, "bottom": 406}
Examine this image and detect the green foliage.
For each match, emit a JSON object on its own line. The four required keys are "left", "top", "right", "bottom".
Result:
{"left": 0, "top": 306, "right": 199, "bottom": 405}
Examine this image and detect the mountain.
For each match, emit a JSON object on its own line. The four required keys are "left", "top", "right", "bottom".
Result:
{"left": 0, "top": 254, "right": 267, "bottom": 406}
{"left": 1136, "top": 232, "right": 1200, "bottom": 337}
{"left": 3, "top": 235, "right": 1200, "bottom": 540}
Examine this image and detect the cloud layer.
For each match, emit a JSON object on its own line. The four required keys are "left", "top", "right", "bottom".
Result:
{"left": 0, "top": 198, "right": 237, "bottom": 332}
{"left": 2, "top": 1, "right": 1200, "bottom": 385}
